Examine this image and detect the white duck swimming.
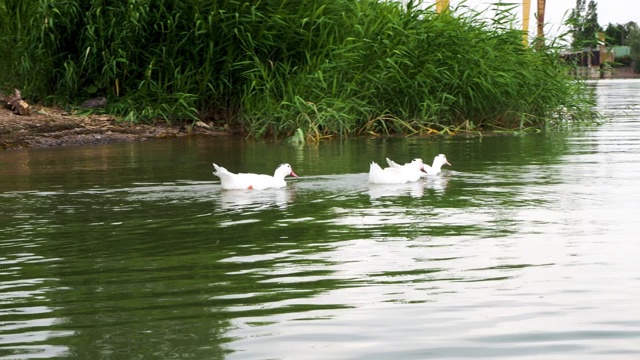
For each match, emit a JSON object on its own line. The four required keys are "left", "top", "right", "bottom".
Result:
{"left": 386, "top": 154, "right": 451, "bottom": 176}
{"left": 212, "top": 163, "right": 298, "bottom": 190}
{"left": 368, "top": 158, "right": 426, "bottom": 184}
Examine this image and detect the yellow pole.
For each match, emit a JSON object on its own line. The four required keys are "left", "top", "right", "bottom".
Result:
{"left": 522, "top": 0, "right": 531, "bottom": 45}
{"left": 436, "top": 0, "right": 449, "bottom": 14}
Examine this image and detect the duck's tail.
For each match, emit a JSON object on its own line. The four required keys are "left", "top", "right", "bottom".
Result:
{"left": 212, "top": 163, "right": 228, "bottom": 178}
{"left": 368, "top": 161, "right": 384, "bottom": 183}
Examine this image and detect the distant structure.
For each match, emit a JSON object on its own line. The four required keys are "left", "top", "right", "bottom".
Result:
{"left": 561, "top": 33, "right": 615, "bottom": 79}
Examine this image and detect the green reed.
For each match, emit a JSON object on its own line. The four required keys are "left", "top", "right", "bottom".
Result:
{"left": 0, "top": 0, "right": 598, "bottom": 138}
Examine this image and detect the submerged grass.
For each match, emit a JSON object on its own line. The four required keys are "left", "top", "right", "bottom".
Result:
{"left": 0, "top": 0, "right": 598, "bottom": 139}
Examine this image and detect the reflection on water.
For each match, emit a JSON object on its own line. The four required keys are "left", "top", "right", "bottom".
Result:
{"left": 423, "top": 174, "right": 449, "bottom": 194}
{"left": 0, "top": 247, "right": 74, "bottom": 359}
{"left": 1, "top": 81, "right": 640, "bottom": 359}
{"left": 366, "top": 174, "right": 450, "bottom": 200}
{"left": 217, "top": 188, "right": 296, "bottom": 211}
{"left": 367, "top": 181, "right": 426, "bottom": 199}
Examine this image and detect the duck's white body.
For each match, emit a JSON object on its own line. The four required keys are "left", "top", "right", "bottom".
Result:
{"left": 212, "top": 163, "right": 298, "bottom": 190}
{"left": 368, "top": 158, "right": 425, "bottom": 184}
{"left": 386, "top": 154, "right": 451, "bottom": 176}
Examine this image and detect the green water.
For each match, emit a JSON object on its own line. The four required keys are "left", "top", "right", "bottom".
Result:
{"left": 1, "top": 80, "right": 640, "bottom": 359}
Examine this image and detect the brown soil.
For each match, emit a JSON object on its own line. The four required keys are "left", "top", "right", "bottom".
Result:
{"left": 0, "top": 105, "right": 227, "bottom": 149}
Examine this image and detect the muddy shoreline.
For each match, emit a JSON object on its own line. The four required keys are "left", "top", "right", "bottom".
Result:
{"left": 0, "top": 106, "right": 227, "bottom": 149}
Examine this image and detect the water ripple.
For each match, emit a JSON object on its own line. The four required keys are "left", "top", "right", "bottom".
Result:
{"left": 2, "top": 80, "right": 640, "bottom": 359}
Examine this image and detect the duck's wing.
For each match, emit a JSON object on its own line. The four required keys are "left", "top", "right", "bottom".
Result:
{"left": 386, "top": 158, "right": 404, "bottom": 168}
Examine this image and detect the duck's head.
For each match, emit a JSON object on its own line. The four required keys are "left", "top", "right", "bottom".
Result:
{"left": 409, "top": 158, "right": 425, "bottom": 168}
{"left": 434, "top": 154, "right": 451, "bottom": 167}
{"left": 408, "top": 158, "right": 428, "bottom": 173}
{"left": 276, "top": 163, "right": 299, "bottom": 178}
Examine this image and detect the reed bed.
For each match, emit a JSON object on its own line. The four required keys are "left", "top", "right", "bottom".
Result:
{"left": 0, "top": 0, "right": 597, "bottom": 138}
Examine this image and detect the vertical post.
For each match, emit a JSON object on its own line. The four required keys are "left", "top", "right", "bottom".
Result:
{"left": 436, "top": 0, "right": 449, "bottom": 14}
{"left": 522, "top": 0, "right": 531, "bottom": 46}
{"left": 536, "top": 0, "right": 546, "bottom": 48}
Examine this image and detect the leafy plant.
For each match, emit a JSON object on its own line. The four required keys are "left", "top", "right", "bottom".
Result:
{"left": 0, "top": 0, "right": 598, "bottom": 138}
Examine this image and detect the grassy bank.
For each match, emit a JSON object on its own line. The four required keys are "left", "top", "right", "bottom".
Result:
{"left": 0, "top": 0, "right": 597, "bottom": 139}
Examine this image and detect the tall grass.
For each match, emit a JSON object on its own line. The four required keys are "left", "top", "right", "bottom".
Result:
{"left": 0, "top": 0, "right": 597, "bottom": 137}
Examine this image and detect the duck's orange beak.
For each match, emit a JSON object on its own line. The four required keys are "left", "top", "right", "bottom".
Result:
{"left": 290, "top": 171, "right": 299, "bottom": 178}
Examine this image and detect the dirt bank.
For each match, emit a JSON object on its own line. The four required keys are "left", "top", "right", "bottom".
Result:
{"left": 0, "top": 106, "right": 226, "bottom": 149}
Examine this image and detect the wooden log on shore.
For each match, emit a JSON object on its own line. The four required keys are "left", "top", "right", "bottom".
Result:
{"left": 1, "top": 89, "right": 30, "bottom": 116}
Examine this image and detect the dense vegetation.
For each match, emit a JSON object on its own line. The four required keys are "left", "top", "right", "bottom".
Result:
{"left": 0, "top": 0, "right": 597, "bottom": 139}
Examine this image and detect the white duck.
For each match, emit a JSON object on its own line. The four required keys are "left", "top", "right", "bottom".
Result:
{"left": 212, "top": 163, "right": 298, "bottom": 190}
{"left": 386, "top": 154, "right": 451, "bottom": 176}
{"left": 368, "top": 158, "right": 426, "bottom": 184}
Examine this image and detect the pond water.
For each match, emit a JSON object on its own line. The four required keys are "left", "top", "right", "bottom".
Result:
{"left": 1, "top": 80, "right": 640, "bottom": 359}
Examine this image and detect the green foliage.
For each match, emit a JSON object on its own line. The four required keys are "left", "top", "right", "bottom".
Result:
{"left": 627, "top": 25, "right": 640, "bottom": 71}
{"left": 569, "top": 0, "right": 602, "bottom": 49}
{"left": 605, "top": 23, "right": 624, "bottom": 46}
{"left": 0, "top": 0, "right": 598, "bottom": 138}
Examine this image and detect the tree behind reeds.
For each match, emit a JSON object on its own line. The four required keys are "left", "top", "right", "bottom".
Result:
{"left": 0, "top": 0, "right": 596, "bottom": 137}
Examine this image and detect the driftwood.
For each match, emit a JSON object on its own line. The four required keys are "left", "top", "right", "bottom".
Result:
{"left": 1, "top": 89, "right": 30, "bottom": 116}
